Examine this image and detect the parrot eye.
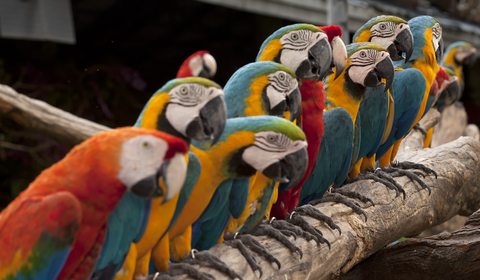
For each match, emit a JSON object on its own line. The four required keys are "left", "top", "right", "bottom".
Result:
{"left": 142, "top": 141, "right": 150, "bottom": 148}
{"left": 290, "top": 33, "right": 299, "bottom": 41}
{"left": 267, "top": 135, "right": 279, "bottom": 143}
{"left": 379, "top": 23, "right": 386, "bottom": 30}
{"left": 179, "top": 86, "right": 189, "bottom": 95}
{"left": 278, "top": 72, "right": 286, "bottom": 81}
{"left": 360, "top": 51, "right": 367, "bottom": 58}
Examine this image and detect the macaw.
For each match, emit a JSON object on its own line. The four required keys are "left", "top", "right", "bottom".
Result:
{"left": 442, "top": 41, "right": 477, "bottom": 91}
{"left": 432, "top": 66, "right": 461, "bottom": 113}
{"left": 176, "top": 50, "right": 217, "bottom": 79}
{"left": 348, "top": 15, "right": 414, "bottom": 176}
{"left": 189, "top": 61, "right": 302, "bottom": 255}
{"left": 161, "top": 116, "right": 308, "bottom": 273}
{"left": 376, "top": 16, "right": 443, "bottom": 170}
{"left": 252, "top": 23, "right": 338, "bottom": 220}
{"left": 93, "top": 77, "right": 226, "bottom": 279}
{"left": 300, "top": 42, "right": 394, "bottom": 204}
{"left": 0, "top": 127, "right": 188, "bottom": 280}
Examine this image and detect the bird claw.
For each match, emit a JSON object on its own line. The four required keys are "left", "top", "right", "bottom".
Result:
{"left": 250, "top": 223, "right": 303, "bottom": 259}
{"left": 224, "top": 236, "right": 262, "bottom": 278}
{"left": 231, "top": 233, "right": 282, "bottom": 270}
{"left": 333, "top": 188, "right": 375, "bottom": 206}
{"left": 294, "top": 204, "right": 341, "bottom": 235}
{"left": 165, "top": 263, "right": 215, "bottom": 280}
{"left": 384, "top": 166, "right": 432, "bottom": 195}
{"left": 412, "top": 124, "right": 427, "bottom": 136}
{"left": 270, "top": 218, "right": 317, "bottom": 242}
{"left": 183, "top": 250, "right": 242, "bottom": 280}
{"left": 357, "top": 170, "right": 406, "bottom": 199}
{"left": 288, "top": 212, "right": 331, "bottom": 248}
{"left": 391, "top": 161, "right": 438, "bottom": 179}
{"left": 311, "top": 193, "right": 368, "bottom": 221}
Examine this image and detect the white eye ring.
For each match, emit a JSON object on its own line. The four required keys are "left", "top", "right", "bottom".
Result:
{"left": 291, "top": 33, "right": 299, "bottom": 40}
{"left": 278, "top": 72, "right": 286, "bottom": 81}
{"left": 379, "top": 23, "right": 386, "bottom": 30}
{"left": 142, "top": 141, "right": 150, "bottom": 148}
{"left": 267, "top": 135, "right": 278, "bottom": 143}
{"left": 360, "top": 51, "right": 367, "bottom": 58}
{"left": 179, "top": 86, "right": 188, "bottom": 95}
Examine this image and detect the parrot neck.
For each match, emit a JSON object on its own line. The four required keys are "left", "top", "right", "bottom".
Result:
{"left": 325, "top": 73, "right": 363, "bottom": 123}
{"left": 168, "top": 132, "right": 256, "bottom": 238}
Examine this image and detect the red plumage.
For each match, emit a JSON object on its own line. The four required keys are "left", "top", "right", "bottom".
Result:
{"left": 176, "top": 50, "right": 209, "bottom": 78}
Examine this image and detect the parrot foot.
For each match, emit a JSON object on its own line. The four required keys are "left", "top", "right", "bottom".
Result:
{"left": 311, "top": 193, "right": 368, "bottom": 221}
{"left": 384, "top": 166, "right": 432, "bottom": 194}
{"left": 288, "top": 212, "right": 331, "bottom": 248}
{"left": 391, "top": 161, "right": 438, "bottom": 179}
{"left": 183, "top": 250, "right": 242, "bottom": 280}
{"left": 148, "top": 272, "right": 175, "bottom": 280}
{"left": 294, "top": 204, "right": 341, "bottom": 234}
{"left": 353, "top": 170, "right": 406, "bottom": 199}
{"left": 250, "top": 223, "right": 303, "bottom": 259}
{"left": 224, "top": 234, "right": 262, "bottom": 278}
{"left": 333, "top": 188, "right": 375, "bottom": 206}
{"left": 270, "top": 218, "right": 318, "bottom": 242}
{"left": 165, "top": 263, "right": 214, "bottom": 280}
{"left": 412, "top": 124, "right": 427, "bottom": 136}
{"left": 228, "top": 233, "right": 282, "bottom": 270}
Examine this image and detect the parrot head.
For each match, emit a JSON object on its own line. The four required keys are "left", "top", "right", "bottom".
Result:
{"left": 216, "top": 116, "right": 308, "bottom": 189}
{"left": 336, "top": 42, "right": 394, "bottom": 93}
{"left": 434, "top": 66, "right": 461, "bottom": 110}
{"left": 257, "top": 23, "right": 333, "bottom": 80}
{"left": 137, "top": 77, "right": 227, "bottom": 144}
{"left": 443, "top": 41, "right": 477, "bottom": 67}
{"left": 85, "top": 128, "right": 188, "bottom": 202}
{"left": 224, "top": 61, "right": 301, "bottom": 120}
{"left": 353, "top": 15, "right": 414, "bottom": 62}
{"left": 408, "top": 16, "right": 443, "bottom": 65}
{"left": 177, "top": 50, "right": 217, "bottom": 79}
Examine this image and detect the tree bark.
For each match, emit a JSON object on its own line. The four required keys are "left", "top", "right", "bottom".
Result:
{"left": 0, "top": 84, "right": 109, "bottom": 144}
{"left": 176, "top": 137, "right": 480, "bottom": 280}
{"left": 341, "top": 208, "right": 480, "bottom": 280}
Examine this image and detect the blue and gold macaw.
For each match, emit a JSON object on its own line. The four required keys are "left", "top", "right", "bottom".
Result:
{"left": 376, "top": 16, "right": 443, "bottom": 169}
{"left": 92, "top": 77, "right": 227, "bottom": 279}
{"left": 442, "top": 41, "right": 477, "bottom": 91}
{"left": 190, "top": 62, "right": 302, "bottom": 255}
{"left": 349, "top": 15, "right": 413, "bottom": 176}
{"left": 159, "top": 116, "right": 307, "bottom": 273}
{"left": 300, "top": 42, "right": 394, "bottom": 204}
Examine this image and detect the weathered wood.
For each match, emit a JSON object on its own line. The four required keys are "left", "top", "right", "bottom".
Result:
{"left": 397, "top": 108, "right": 441, "bottom": 156}
{"left": 431, "top": 102, "right": 468, "bottom": 147}
{"left": 0, "top": 84, "right": 109, "bottom": 144}
{"left": 341, "top": 208, "right": 480, "bottom": 280}
{"left": 176, "top": 137, "right": 480, "bottom": 280}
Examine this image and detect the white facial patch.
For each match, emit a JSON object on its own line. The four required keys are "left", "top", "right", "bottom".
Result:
{"left": 370, "top": 22, "right": 406, "bottom": 49}
{"left": 164, "top": 152, "right": 187, "bottom": 200}
{"left": 117, "top": 135, "right": 167, "bottom": 189}
{"left": 242, "top": 131, "right": 307, "bottom": 172}
{"left": 166, "top": 85, "right": 224, "bottom": 136}
{"left": 432, "top": 23, "right": 442, "bottom": 52}
{"left": 279, "top": 30, "right": 328, "bottom": 72}
{"left": 455, "top": 46, "right": 477, "bottom": 63}
{"left": 265, "top": 71, "right": 298, "bottom": 109}
{"left": 348, "top": 49, "right": 389, "bottom": 86}
{"left": 202, "top": 53, "right": 217, "bottom": 76}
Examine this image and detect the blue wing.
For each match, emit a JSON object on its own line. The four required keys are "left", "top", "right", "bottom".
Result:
{"left": 300, "top": 108, "right": 354, "bottom": 204}
{"left": 240, "top": 180, "right": 276, "bottom": 233}
{"left": 376, "top": 68, "right": 426, "bottom": 159}
{"left": 228, "top": 178, "right": 250, "bottom": 219}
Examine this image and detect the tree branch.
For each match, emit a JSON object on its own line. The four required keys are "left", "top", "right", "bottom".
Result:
{"left": 0, "top": 84, "right": 109, "bottom": 145}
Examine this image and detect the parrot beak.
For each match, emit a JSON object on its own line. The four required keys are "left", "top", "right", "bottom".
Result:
{"left": 199, "top": 53, "right": 217, "bottom": 78}
{"left": 130, "top": 162, "right": 168, "bottom": 198}
{"left": 262, "top": 145, "right": 308, "bottom": 191}
{"left": 389, "top": 28, "right": 413, "bottom": 62}
{"left": 331, "top": 36, "right": 348, "bottom": 80}
{"left": 297, "top": 38, "right": 332, "bottom": 80}
{"left": 456, "top": 47, "right": 477, "bottom": 66}
{"left": 286, "top": 87, "right": 301, "bottom": 121}
{"left": 186, "top": 95, "right": 227, "bottom": 144}
{"left": 435, "top": 77, "right": 461, "bottom": 112}
{"left": 435, "top": 38, "right": 444, "bottom": 63}
{"left": 365, "top": 55, "right": 394, "bottom": 92}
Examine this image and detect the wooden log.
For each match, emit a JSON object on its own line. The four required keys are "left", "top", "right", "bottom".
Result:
{"left": 397, "top": 108, "right": 441, "bottom": 156}
{"left": 173, "top": 137, "right": 480, "bottom": 280}
{"left": 0, "top": 84, "right": 109, "bottom": 144}
{"left": 431, "top": 102, "right": 468, "bottom": 147}
{"left": 341, "top": 208, "right": 480, "bottom": 280}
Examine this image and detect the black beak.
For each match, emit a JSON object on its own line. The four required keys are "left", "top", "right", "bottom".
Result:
{"left": 262, "top": 147, "right": 308, "bottom": 191}
{"left": 364, "top": 56, "right": 395, "bottom": 91}
{"left": 199, "top": 60, "right": 214, "bottom": 79}
{"left": 436, "top": 79, "right": 461, "bottom": 112}
{"left": 296, "top": 38, "right": 332, "bottom": 80}
{"left": 389, "top": 28, "right": 413, "bottom": 62}
{"left": 435, "top": 38, "right": 444, "bottom": 63}
{"left": 131, "top": 161, "right": 168, "bottom": 198}
{"left": 286, "top": 88, "right": 301, "bottom": 121}
{"left": 185, "top": 96, "right": 226, "bottom": 144}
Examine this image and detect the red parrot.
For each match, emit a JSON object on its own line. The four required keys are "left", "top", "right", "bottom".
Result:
{"left": 0, "top": 127, "right": 188, "bottom": 280}
{"left": 270, "top": 25, "right": 342, "bottom": 219}
{"left": 176, "top": 50, "right": 217, "bottom": 79}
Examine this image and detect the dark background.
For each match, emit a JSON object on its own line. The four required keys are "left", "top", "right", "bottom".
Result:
{"left": 1, "top": 0, "right": 479, "bottom": 208}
